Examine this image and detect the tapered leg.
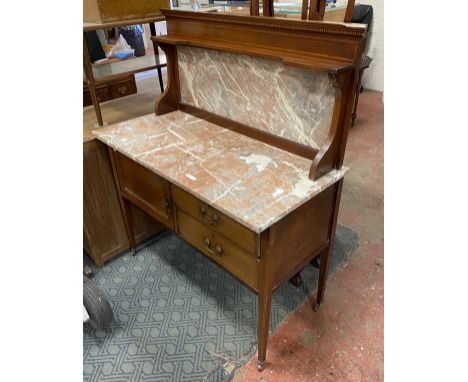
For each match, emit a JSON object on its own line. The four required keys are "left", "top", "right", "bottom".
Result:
{"left": 314, "top": 179, "right": 343, "bottom": 311}
{"left": 314, "top": 244, "right": 332, "bottom": 311}
{"left": 83, "top": 32, "right": 103, "bottom": 126}
{"left": 107, "top": 147, "right": 137, "bottom": 256}
{"left": 351, "top": 68, "right": 364, "bottom": 126}
{"left": 121, "top": 198, "right": 137, "bottom": 256}
{"left": 148, "top": 21, "right": 165, "bottom": 94}
{"left": 257, "top": 231, "right": 274, "bottom": 372}
{"left": 257, "top": 288, "right": 273, "bottom": 371}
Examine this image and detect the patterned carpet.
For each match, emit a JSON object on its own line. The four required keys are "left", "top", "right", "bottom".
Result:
{"left": 83, "top": 225, "right": 358, "bottom": 382}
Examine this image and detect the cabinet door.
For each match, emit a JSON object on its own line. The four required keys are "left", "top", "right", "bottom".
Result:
{"left": 84, "top": 140, "right": 163, "bottom": 266}
{"left": 116, "top": 152, "right": 174, "bottom": 230}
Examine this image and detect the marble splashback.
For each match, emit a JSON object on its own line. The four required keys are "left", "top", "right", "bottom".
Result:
{"left": 177, "top": 46, "right": 336, "bottom": 150}
{"left": 94, "top": 111, "right": 347, "bottom": 233}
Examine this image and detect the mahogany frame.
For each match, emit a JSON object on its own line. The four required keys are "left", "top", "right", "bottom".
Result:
{"left": 102, "top": 10, "right": 368, "bottom": 371}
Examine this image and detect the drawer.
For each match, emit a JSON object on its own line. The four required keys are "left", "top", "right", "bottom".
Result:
{"left": 83, "top": 85, "right": 111, "bottom": 106}
{"left": 177, "top": 209, "right": 259, "bottom": 291}
{"left": 115, "top": 152, "right": 174, "bottom": 229}
{"left": 96, "top": 86, "right": 112, "bottom": 102}
{"left": 171, "top": 186, "right": 257, "bottom": 255}
{"left": 109, "top": 77, "right": 137, "bottom": 99}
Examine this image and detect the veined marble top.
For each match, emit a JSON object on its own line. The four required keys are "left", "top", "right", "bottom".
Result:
{"left": 177, "top": 46, "right": 335, "bottom": 151}
{"left": 93, "top": 110, "right": 348, "bottom": 233}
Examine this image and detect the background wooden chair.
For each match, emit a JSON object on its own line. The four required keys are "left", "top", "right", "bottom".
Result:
{"left": 249, "top": 0, "right": 355, "bottom": 21}
{"left": 301, "top": 0, "right": 355, "bottom": 22}
{"left": 250, "top": 0, "right": 273, "bottom": 17}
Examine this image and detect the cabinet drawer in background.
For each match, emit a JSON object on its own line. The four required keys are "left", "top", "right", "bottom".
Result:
{"left": 177, "top": 209, "right": 259, "bottom": 291}
{"left": 109, "top": 77, "right": 137, "bottom": 99}
{"left": 115, "top": 152, "right": 174, "bottom": 229}
{"left": 83, "top": 84, "right": 111, "bottom": 106}
{"left": 171, "top": 185, "right": 257, "bottom": 255}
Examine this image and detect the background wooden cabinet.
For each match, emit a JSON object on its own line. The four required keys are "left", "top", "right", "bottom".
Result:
{"left": 83, "top": 75, "right": 137, "bottom": 107}
{"left": 83, "top": 138, "right": 163, "bottom": 267}
{"left": 84, "top": 0, "right": 169, "bottom": 23}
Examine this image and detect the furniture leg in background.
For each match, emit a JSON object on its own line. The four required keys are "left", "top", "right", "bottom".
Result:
{"left": 149, "top": 22, "right": 165, "bottom": 93}
{"left": 257, "top": 233, "right": 274, "bottom": 371}
{"left": 262, "top": 0, "right": 274, "bottom": 16}
{"left": 250, "top": 0, "right": 259, "bottom": 16}
{"left": 314, "top": 178, "right": 343, "bottom": 310}
{"left": 83, "top": 32, "right": 104, "bottom": 126}
{"left": 301, "top": 0, "right": 355, "bottom": 21}
{"left": 352, "top": 56, "right": 372, "bottom": 126}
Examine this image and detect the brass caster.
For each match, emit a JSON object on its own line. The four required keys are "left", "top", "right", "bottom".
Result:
{"left": 257, "top": 360, "right": 265, "bottom": 372}
{"left": 131, "top": 248, "right": 136, "bottom": 256}
{"left": 313, "top": 302, "right": 320, "bottom": 312}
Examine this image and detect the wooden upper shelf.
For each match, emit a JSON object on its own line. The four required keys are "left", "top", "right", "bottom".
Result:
{"left": 153, "top": 33, "right": 354, "bottom": 74}
{"left": 83, "top": 15, "right": 165, "bottom": 31}
{"left": 154, "top": 9, "right": 367, "bottom": 74}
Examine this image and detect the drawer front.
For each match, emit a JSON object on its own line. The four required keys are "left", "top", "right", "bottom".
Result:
{"left": 96, "top": 86, "right": 112, "bottom": 102}
{"left": 116, "top": 153, "right": 174, "bottom": 229}
{"left": 172, "top": 186, "right": 256, "bottom": 255}
{"left": 83, "top": 85, "right": 111, "bottom": 106}
{"left": 177, "top": 210, "right": 259, "bottom": 291}
{"left": 109, "top": 77, "right": 137, "bottom": 99}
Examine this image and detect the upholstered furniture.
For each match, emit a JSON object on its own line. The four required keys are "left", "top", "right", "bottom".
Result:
{"left": 94, "top": 10, "right": 367, "bottom": 370}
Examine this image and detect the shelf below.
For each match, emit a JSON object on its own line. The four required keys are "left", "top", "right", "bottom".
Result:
{"left": 92, "top": 52, "right": 167, "bottom": 83}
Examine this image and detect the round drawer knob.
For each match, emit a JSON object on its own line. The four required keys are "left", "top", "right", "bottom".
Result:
{"left": 212, "top": 214, "right": 220, "bottom": 225}
{"left": 203, "top": 238, "right": 211, "bottom": 248}
{"left": 199, "top": 206, "right": 206, "bottom": 217}
{"left": 215, "top": 245, "right": 223, "bottom": 256}
{"left": 161, "top": 197, "right": 170, "bottom": 209}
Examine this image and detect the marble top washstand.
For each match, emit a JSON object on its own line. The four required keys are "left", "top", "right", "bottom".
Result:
{"left": 93, "top": 110, "right": 348, "bottom": 233}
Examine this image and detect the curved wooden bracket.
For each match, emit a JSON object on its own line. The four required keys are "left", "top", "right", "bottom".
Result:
{"left": 153, "top": 41, "right": 180, "bottom": 116}
{"left": 309, "top": 72, "right": 351, "bottom": 180}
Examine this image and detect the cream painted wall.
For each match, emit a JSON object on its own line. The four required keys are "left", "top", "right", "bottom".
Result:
{"left": 142, "top": 21, "right": 167, "bottom": 51}
{"left": 360, "top": 0, "right": 384, "bottom": 91}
